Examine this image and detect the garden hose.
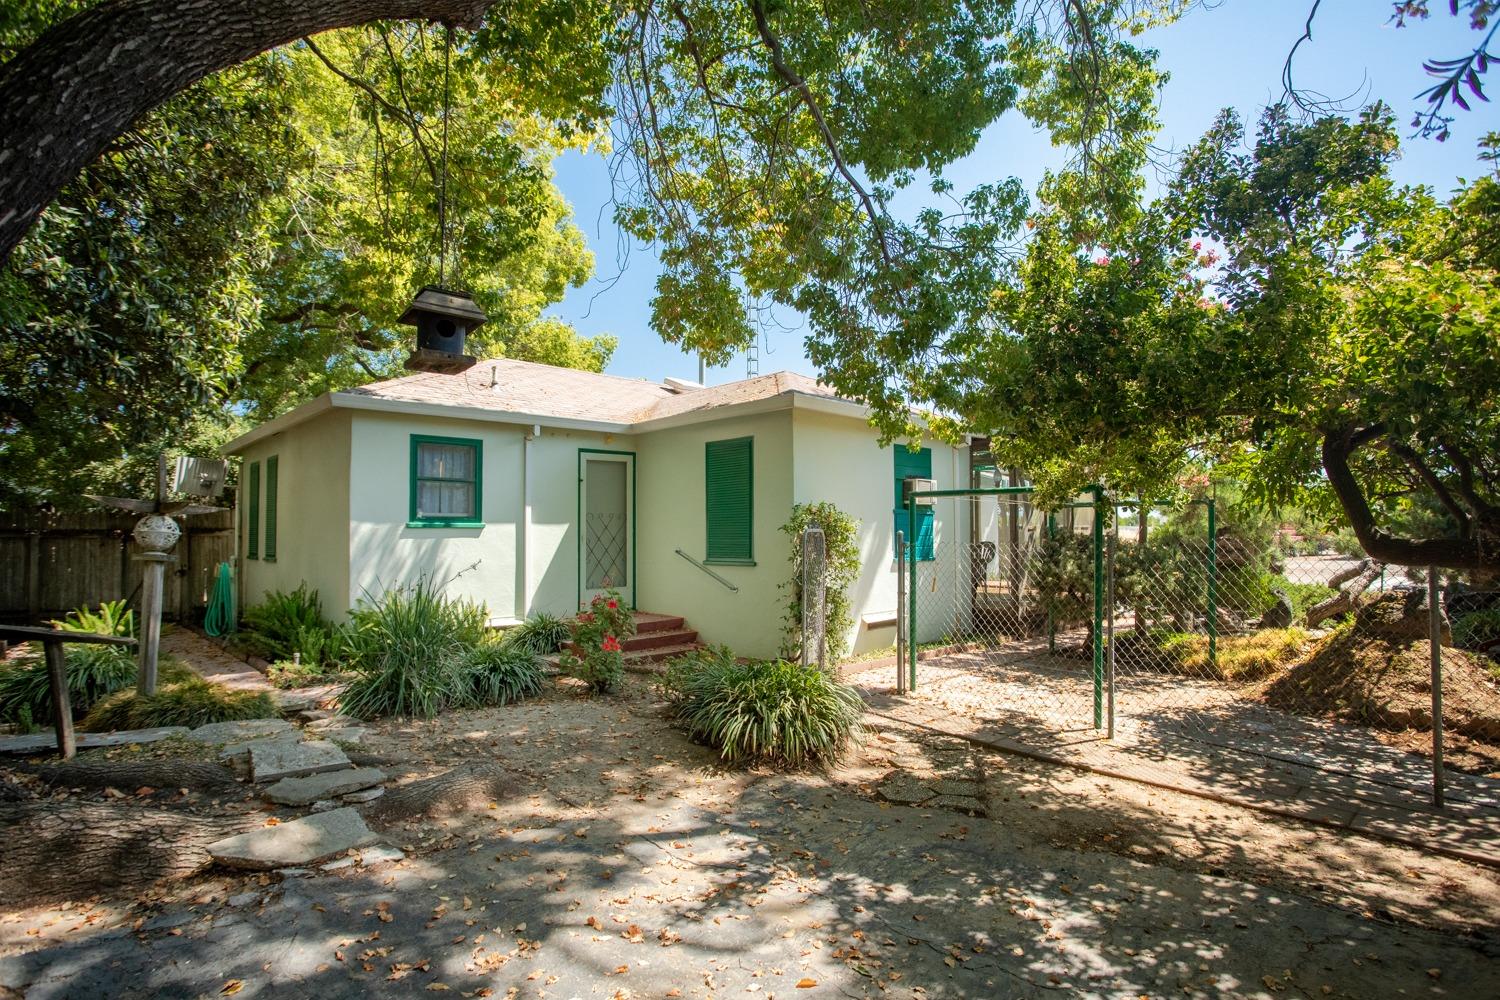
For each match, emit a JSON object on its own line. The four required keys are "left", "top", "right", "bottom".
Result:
{"left": 203, "top": 561, "right": 236, "bottom": 637}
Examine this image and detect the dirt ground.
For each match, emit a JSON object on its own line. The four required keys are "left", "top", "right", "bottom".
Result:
{"left": 1, "top": 670, "right": 1498, "bottom": 999}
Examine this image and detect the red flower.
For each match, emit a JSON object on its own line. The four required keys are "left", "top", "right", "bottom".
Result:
{"left": 601, "top": 635, "right": 621, "bottom": 653}
{"left": 606, "top": 599, "right": 618, "bottom": 610}
{"left": 578, "top": 612, "right": 594, "bottom": 623}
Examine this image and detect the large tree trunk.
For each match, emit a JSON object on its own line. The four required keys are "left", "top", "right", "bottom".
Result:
{"left": 0, "top": 0, "right": 496, "bottom": 264}
{"left": 0, "top": 802, "right": 254, "bottom": 907}
{"left": 1306, "top": 560, "right": 1384, "bottom": 628}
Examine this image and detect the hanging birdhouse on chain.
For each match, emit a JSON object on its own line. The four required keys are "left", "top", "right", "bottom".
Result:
{"left": 401, "top": 284, "right": 486, "bottom": 374}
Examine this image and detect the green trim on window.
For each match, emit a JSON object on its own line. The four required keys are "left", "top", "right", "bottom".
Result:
{"left": 246, "top": 461, "right": 261, "bottom": 560}
{"left": 263, "top": 455, "right": 278, "bottom": 562}
{"left": 705, "top": 436, "right": 753, "bottom": 564}
{"left": 408, "top": 434, "right": 483, "bottom": 527}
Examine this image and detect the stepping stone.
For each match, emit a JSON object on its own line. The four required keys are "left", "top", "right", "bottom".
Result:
{"left": 304, "top": 715, "right": 360, "bottom": 731}
{"left": 359, "top": 845, "right": 405, "bottom": 867}
{"left": 0, "top": 726, "right": 189, "bottom": 755}
{"left": 931, "top": 778, "right": 982, "bottom": 798}
{"left": 342, "top": 786, "right": 385, "bottom": 804}
{"left": 207, "top": 807, "right": 379, "bottom": 870}
{"left": 189, "top": 719, "right": 294, "bottom": 745}
{"left": 877, "top": 774, "right": 935, "bottom": 805}
{"left": 217, "top": 730, "right": 302, "bottom": 761}
{"left": 249, "top": 739, "right": 350, "bottom": 783}
{"left": 929, "top": 794, "right": 986, "bottom": 816}
{"left": 263, "top": 767, "right": 384, "bottom": 806}
{"left": 319, "top": 727, "right": 368, "bottom": 745}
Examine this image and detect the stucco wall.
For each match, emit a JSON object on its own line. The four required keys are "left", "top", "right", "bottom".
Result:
{"left": 236, "top": 411, "right": 351, "bottom": 621}
{"left": 347, "top": 411, "right": 529, "bottom": 623}
{"left": 790, "top": 408, "right": 969, "bottom": 655}
{"left": 635, "top": 410, "right": 793, "bottom": 659}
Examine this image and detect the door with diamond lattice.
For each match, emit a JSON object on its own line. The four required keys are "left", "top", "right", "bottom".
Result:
{"left": 580, "top": 452, "right": 633, "bottom": 608}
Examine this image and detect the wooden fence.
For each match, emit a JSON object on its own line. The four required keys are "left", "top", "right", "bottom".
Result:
{"left": 0, "top": 510, "right": 237, "bottom": 625}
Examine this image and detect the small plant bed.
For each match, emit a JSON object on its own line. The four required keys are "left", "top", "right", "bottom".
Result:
{"left": 660, "top": 646, "right": 865, "bottom": 768}
{"left": 81, "top": 659, "right": 278, "bottom": 731}
{"left": 1110, "top": 627, "right": 1313, "bottom": 683}
{"left": 337, "top": 580, "right": 545, "bottom": 719}
{"left": 0, "top": 601, "right": 140, "bottom": 730}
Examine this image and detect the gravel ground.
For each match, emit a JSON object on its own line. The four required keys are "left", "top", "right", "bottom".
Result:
{"left": 1, "top": 677, "right": 1497, "bottom": 999}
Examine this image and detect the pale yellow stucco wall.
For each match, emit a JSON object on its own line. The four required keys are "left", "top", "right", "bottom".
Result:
{"left": 236, "top": 411, "right": 351, "bottom": 623}
{"left": 634, "top": 410, "right": 794, "bottom": 659}
{"left": 789, "top": 408, "right": 969, "bottom": 655}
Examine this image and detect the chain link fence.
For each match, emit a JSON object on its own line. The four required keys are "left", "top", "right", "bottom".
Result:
{"left": 898, "top": 489, "right": 1500, "bottom": 804}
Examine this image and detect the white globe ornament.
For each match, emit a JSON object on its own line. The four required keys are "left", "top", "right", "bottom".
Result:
{"left": 133, "top": 514, "right": 181, "bottom": 553}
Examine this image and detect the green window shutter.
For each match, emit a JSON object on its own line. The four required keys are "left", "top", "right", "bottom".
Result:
{"left": 893, "top": 446, "right": 934, "bottom": 562}
{"left": 263, "top": 455, "right": 279, "bottom": 562}
{"left": 246, "top": 461, "right": 260, "bottom": 560}
{"left": 705, "top": 437, "right": 753, "bottom": 563}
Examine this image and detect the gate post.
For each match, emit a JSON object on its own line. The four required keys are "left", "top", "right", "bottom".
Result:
{"left": 800, "top": 527, "right": 827, "bottom": 670}
{"left": 1092, "top": 487, "right": 1104, "bottom": 730}
{"left": 1106, "top": 510, "right": 1117, "bottom": 739}
{"left": 895, "top": 531, "right": 907, "bottom": 694}
{"left": 1206, "top": 498, "right": 1218, "bottom": 672}
{"left": 908, "top": 502, "right": 919, "bottom": 691}
{"left": 1428, "top": 566, "right": 1445, "bottom": 809}
{"left": 1045, "top": 512, "right": 1057, "bottom": 654}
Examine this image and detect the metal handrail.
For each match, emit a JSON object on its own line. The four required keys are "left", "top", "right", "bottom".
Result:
{"left": 674, "top": 549, "right": 740, "bottom": 592}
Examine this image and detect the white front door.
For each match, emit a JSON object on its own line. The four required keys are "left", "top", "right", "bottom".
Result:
{"left": 580, "top": 452, "right": 633, "bottom": 607}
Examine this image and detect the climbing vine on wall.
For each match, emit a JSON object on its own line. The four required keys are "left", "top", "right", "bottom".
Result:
{"left": 779, "top": 502, "right": 861, "bottom": 665}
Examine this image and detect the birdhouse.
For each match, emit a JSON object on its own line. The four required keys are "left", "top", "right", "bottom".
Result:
{"left": 401, "top": 285, "right": 487, "bottom": 374}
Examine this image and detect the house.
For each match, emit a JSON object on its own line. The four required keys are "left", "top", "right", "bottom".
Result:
{"left": 222, "top": 358, "right": 979, "bottom": 661}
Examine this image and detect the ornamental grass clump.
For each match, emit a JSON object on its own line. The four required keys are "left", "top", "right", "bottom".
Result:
{"left": 81, "top": 659, "right": 276, "bottom": 730}
{"left": 560, "top": 591, "right": 634, "bottom": 693}
{"left": 452, "top": 639, "right": 547, "bottom": 708}
{"left": 338, "top": 580, "right": 488, "bottom": 719}
{"left": 669, "top": 656, "right": 865, "bottom": 768}
{"left": 499, "top": 612, "right": 572, "bottom": 655}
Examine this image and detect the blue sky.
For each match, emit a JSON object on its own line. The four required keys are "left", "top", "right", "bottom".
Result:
{"left": 548, "top": 0, "right": 1494, "bottom": 386}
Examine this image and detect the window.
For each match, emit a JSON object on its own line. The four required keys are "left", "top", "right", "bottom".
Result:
{"left": 263, "top": 455, "right": 279, "bottom": 562}
{"left": 705, "top": 436, "right": 753, "bottom": 564}
{"left": 894, "top": 446, "right": 934, "bottom": 561}
{"left": 246, "top": 461, "right": 260, "bottom": 560}
{"left": 409, "top": 435, "right": 483, "bottom": 527}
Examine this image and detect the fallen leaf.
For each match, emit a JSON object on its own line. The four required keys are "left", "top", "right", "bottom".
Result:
{"left": 221, "top": 982, "right": 245, "bottom": 996}
{"left": 796, "top": 979, "right": 818, "bottom": 988}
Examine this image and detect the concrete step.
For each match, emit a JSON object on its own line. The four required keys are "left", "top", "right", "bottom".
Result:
{"left": 632, "top": 612, "right": 686, "bottom": 634}
{"left": 623, "top": 641, "right": 705, "bottom": 665}
{"left": 620, "top": 627, "right": 698, "bottom": 652}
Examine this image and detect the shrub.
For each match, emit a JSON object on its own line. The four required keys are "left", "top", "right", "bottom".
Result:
{"left": 779, "top": 502, "right": 862, "bottom": 664}
{"left": 338, "top": 580, "right": 488, "bottom": 719}
{"left": 1150, "top": 627, "right": 1310, "bottom": 682}
{"left": 668, "top": 656, "right": 865, "bottom": 767}
{"left": 560, "top": 590, "right": 634, "bottom": 694}
{"left": 657, "top": 644, "right": 737, "bottom": 707}
{"left": 500, "top": 612, "right": 572, "bottom": 655}
{"left": 0, "top": 601, "right": 140, "bottom": 723}
{"left": 80, "top": 660, "right": 276, "bottom": 730}
{"left": 452, "top": 640, "right": 546, "bottom": 707}
{"left": 1453, "top": 608, "right": 1500, "bottom": 651}
{"left": 238, "top": 585, "right": 333, "bottom": 666}
{"left": 266, "top": 658, "right": 328, "bottom": 689}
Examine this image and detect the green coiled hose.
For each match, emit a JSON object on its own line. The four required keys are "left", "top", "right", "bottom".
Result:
{"left": 203, "top": 561, "right": 236, "bottom": 637}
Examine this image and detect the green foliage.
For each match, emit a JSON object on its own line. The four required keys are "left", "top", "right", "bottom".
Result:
{"left": 965, "top": 107, "right": 1499, "bottom": 573}
{"left": 51, "top": 599, "right": 135, "bottom": 638}
{"left": 81, "top": 665, "right": 276, "bottom": 731}
{"left": 1453, "top": 608, "right": 1500, "bottom": 651}
{"left": 338, "top": 581, "right": 489, "bottom": 720}
{"left": 1268, "top": 577, "right": 1338, "bottom": 625}
{"left": 266, "top": 658, "right": 328, "bottom": 690}
{"left": 560, "top": 591, "right": 635, "bottom": 694}
{"left": 1030, "top": 529, "right": 1095, "bottom": 632}
{"left": 238, "top": 585, "right": 333, "bottom": 666}
{"left": 1146, "top": 627, "right": 1310, "bottom": 683}
{"left": 500, "top": 612, "right": 573, "bottom": 655}
{"left": 451, "top": 640, "right": 547, "bottom": 708}
{"left": 0, "top": 600, "right": 142, "bottom": 722}
{"left": 665, "top": 657, "right": 865, "bottom": 768}
{"left": 657, "top": 644, "right": 738, "bottom": 708}
{"left": 0, "top": 645, "right": 136, "bottom": 724}
{"left": 779, "top": 503, "right": 862, "bottom": 663}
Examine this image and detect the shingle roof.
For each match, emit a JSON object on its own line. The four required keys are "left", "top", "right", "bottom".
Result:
{"left": 338, "top": 359, "right": 849, "bottom": 427}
